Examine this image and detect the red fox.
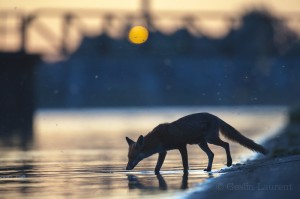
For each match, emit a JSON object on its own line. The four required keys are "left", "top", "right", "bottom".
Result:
{"left": 126, "top": 112, "right": 267, "bottom": 174}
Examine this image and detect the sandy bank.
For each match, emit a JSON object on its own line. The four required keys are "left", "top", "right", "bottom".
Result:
{"left": 187, "top": 155, "right": 300, "bottom": 199}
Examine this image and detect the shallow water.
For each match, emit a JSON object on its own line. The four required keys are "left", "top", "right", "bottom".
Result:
{"left": 0, "top": 106, "right": 286, "bottom": 198}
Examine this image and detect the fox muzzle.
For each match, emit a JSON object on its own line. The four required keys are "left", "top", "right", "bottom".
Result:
{"left": 126, "top": 159, "right": 140, "bottom": 170}
{"left": 126, "top": 165, "right": 133, "bottom": 170}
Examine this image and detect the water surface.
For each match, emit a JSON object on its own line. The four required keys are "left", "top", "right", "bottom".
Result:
{"left": 0, "top": 106, "right": 286, "bottom": 198}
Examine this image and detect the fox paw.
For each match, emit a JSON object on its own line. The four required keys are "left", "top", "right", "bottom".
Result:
{"left": 204, "top": 168, "right": 211, "bottom": 172}
{"left": 227, "top": 160, "right": 232, "bottom": 167}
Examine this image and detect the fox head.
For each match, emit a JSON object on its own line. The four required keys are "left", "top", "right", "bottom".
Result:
{"left": 125, "top": 135, "right": 145, "bottom": 170}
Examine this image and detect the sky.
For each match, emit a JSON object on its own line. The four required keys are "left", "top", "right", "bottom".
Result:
{"left": 0, "top": 0, "right": 300, "bottom": 12}
{"left": 0, "top": 0, "right": 300, "bottom": 59}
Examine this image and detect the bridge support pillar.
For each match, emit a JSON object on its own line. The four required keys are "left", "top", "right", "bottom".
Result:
{"left": 0, "top": 52, "right": 40, "bottom": 148}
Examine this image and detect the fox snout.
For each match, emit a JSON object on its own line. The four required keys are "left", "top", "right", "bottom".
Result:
{"left": 126, "top": 164, "right": 133, "bottom": 170}
{"left": 126, "top": 160, "right": 139, "bottom": 170}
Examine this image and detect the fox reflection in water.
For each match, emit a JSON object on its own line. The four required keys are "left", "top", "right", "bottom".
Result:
{"left": 127, "top": 174, "right": 187, "bottom": 190}
{"left": 127, "top": 173, "right": 214, "bottom": 191}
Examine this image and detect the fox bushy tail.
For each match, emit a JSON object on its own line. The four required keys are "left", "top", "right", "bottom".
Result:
{"left": 219, "top": 119, "right": 267, "bottom": 155}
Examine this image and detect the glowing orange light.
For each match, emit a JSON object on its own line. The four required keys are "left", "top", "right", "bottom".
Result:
{"left": 128, "top": 26, "right": 149, "bottom": 44}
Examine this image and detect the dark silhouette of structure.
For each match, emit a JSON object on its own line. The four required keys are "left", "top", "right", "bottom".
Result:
{"left": 0, "top": 52, "right": 39, "bottom": 148}
{"left": 35, "top": 10, "right": 300, "bottom": 108}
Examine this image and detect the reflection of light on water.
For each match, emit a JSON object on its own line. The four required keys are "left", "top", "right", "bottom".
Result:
{"left": 33, "top": 106, "right": 287, "bottom": 158}
{"left": 35, "top": 106, "right": 287, "bottom": 135}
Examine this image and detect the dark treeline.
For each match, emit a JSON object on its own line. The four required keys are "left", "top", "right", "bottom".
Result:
{"left": 36, "top": 10, "right": 300, "bottom": 107}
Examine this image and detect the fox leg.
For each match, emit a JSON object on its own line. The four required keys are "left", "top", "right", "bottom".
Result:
{"left": 199, "top": 140, "right": 214, "bottom": 171}
{"left": 208, "top": 138, "right": 232, "bottom": 167}
{"left": 178, "top": 146, "right": 189, "bottom": 174}
{"left": 155, "top": 152, "right": 167, "bottom": 174}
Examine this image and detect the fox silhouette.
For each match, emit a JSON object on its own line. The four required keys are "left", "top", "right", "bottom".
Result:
{"left": 126, "top": 112, "right": 267, "bottom": 174}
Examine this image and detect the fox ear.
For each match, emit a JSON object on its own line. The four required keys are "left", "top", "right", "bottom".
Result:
{"left": 136, "top": 135, "right": 144, "bottom": 149}
{"left": 126, "top": 137, "right": 135, "bottom": 146}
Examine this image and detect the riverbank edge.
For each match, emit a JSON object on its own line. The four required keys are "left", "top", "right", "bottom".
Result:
{"left": 184, "top": 108, "right": 300, "bottom": 199}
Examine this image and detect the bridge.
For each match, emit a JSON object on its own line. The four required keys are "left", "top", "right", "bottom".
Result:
{"left": 0, "top": 9, "right": 244, "bottom": 58}
{"left": 1, "top": 7, "right": 300, "bottom": 57}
